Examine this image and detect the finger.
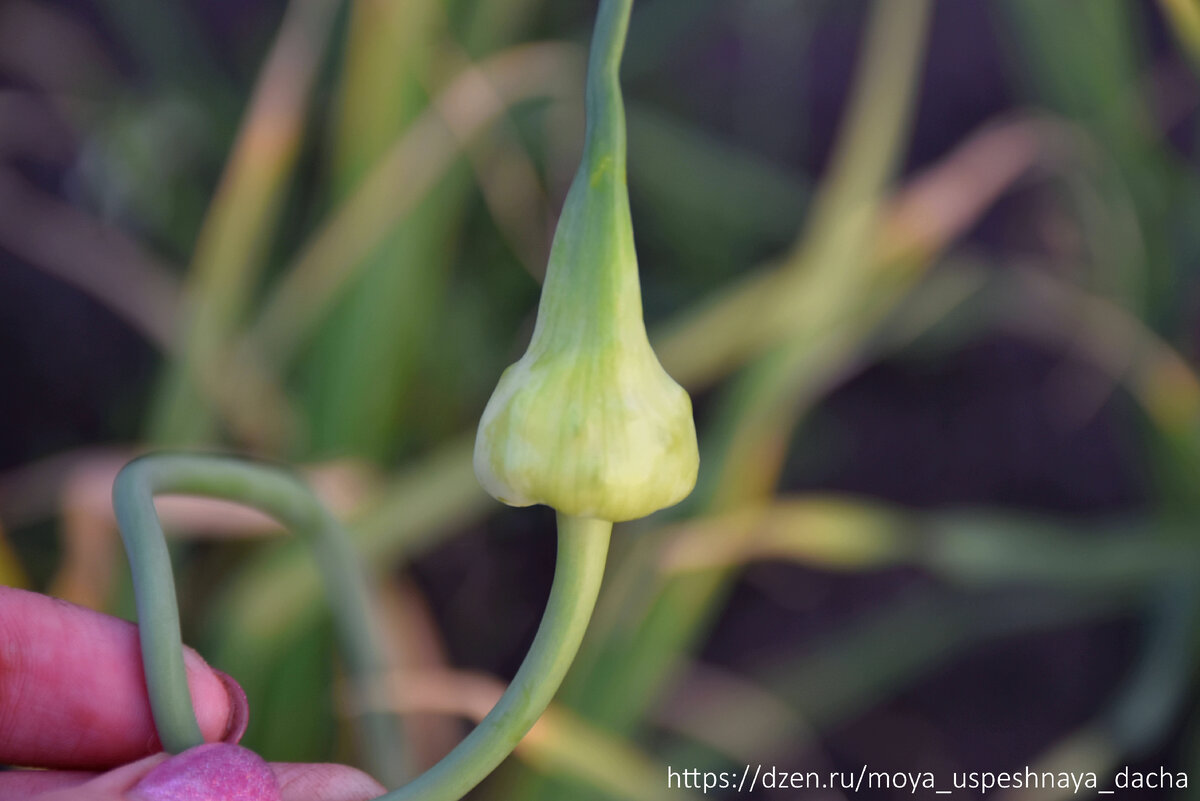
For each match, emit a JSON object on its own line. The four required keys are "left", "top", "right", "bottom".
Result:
{"left": 0, "top": 587, "right": 246, "bottom": 769}
{"left": 273, "top": 763, "right": 387, "bottom": 801}
{"left": 118, "top": 748, "right": 386, "bottom": 801}
{"left": 0, "top": 769, "right": 95, "bottom": 798}
{"left": 9, "top": 755, "right": 387, "bottom": 801}
{"left": 129, "top": 744, "right": 278, "bottom": 800}
{"left": 14, "top": 755, "right": 165, "bottom": 800}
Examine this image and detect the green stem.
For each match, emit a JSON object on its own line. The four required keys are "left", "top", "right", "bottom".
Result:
{"left": 116, "top": 456, "right": 611, "bottom": 801}
{"left": 112, "top": 453, "right": 407, "bottom": 781}
{"left": 378, "top": 513, "right": 610, "bottom": 801}
{"left": 527, "top": 0, "right": 637, "bottom": 354}
{"left": 583, "top": 0, "right": 631, "bottom": 169}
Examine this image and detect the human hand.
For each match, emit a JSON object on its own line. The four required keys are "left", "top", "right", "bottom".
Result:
{"left": 0, "top": 587, "right": 385, "bottom": 800}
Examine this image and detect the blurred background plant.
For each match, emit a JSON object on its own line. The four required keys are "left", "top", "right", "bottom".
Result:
{"left": 3, "top": 0, "right": 1200, "bottom": 798}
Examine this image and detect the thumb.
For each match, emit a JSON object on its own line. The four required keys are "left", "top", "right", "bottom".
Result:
{"left": 29, "top": 745, "right": 385, "bottom": 801}
{"left": 127, "top": 744, "right": 280, "bottom": 801}
{"left": 30, "top": 754, "right": 167, "bottom": 800}
{"left": 31, "top": 745, "right": 279, "bottom": 801}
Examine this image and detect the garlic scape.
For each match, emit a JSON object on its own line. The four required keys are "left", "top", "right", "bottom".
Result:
{"left": 116, "top": 5, "right": 684, "bottom": 801}
{"left": 474, "top": 0, "right": 699, "bottom": 523}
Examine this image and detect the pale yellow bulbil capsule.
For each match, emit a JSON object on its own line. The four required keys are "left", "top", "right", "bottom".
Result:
{"left": 473, "top": 32, "right": 699, "bottom": 523}
{"left": 473, "top": 290, "right": 699, "bottom": 521}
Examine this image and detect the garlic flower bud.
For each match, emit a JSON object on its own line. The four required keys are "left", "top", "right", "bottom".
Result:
{"left": 473, "top": 51, "right": 698, "bottom": 522}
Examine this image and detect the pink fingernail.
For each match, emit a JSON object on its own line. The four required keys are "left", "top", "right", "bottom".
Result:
{"left": 131, "top": 743, "right": 280, "bottom": 801}
{"left": 214, "top": 669, "right": 250, "bottom": 744}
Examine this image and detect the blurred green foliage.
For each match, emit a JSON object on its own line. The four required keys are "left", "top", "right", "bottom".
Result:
{"left": 4, "top": 0, "right": 1200, "bottom": 798}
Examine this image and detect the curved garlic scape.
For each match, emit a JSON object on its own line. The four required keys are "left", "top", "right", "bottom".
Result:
{"left": 474, "top": 26, "right": 698, "bottom": 523}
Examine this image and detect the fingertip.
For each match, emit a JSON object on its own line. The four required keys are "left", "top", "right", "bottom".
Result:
{"left": 272, "top": 763, "right": 387, "bottom": 801}
{"left": 213, "top": 670, "right": 249, "bottom": 744}
{"left": 0, "top": 589, "right": 249, "bottom": 769}
{"left": 181, "top": 653, "right": 248, "bottom": 746}
{"left": 131, "top": 744, "right": 279, "bottom": 801}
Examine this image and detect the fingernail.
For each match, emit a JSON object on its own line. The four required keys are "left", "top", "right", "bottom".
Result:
{"left": 131, "top": 743, "right": 280, "bottom": 801}
{"left": 214, "top": 669, "right": 249, "bottom": 744}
